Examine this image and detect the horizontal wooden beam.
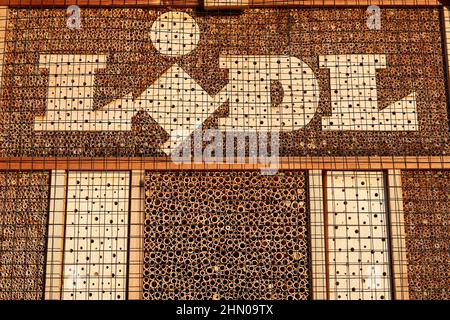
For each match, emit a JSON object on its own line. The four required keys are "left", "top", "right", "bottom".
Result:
{"left": 0, "top": 0, "right": 440, "bottom": 8}
{"left": 0, "top": 156, "right": 449, "bottom": 171}
{"left": 204, "top": 0, "right": 250, "bottom": 10}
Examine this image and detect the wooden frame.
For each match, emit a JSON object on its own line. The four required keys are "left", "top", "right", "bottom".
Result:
{"left": 0, "top": 6, "right": 6, "bottom": 98}
{"left": 0, "top": 2, "right": 446, "bottom": 173}
{"left": 45, "top": 170, "right": 138, "bottom": 300}
{"left": 0, "top": 156, "right": 449, "bottom": 171}
{"left": 25, "top": 166, "right": 416, "bottom": 300}
{"left": 0, "top": 0, "right": 441, "bottom": 7}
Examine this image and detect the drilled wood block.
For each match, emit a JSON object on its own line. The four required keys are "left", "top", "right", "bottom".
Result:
{"left": 62, "top": 171, "right": 130, "bottom": 300}
{"left": 326, "top": 171, "right": 392, "bottom": 300}
{"left": 0, "top": 171, "right": 50, "bottom": 300}
{"left": 45, "top": 170, "right": 67, "bottom": 300}
{"left": 143, "top": 171, "right": 310, "bottom": 300}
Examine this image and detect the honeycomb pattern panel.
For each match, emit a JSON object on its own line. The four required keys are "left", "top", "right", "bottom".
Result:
{"left": 0, "top": 171, "right": 50, "bottom": 300}
{"left": 62, "top": 171, "right": 130, "bottom": 300}
{"left": 401, "top": 170, "right": 450, "bottom": 300}
{"left": 326, "top": 171, "right": 391, "bottom": 300}
{"left": 143, "top": 171, "right": 310, "bottom": 300}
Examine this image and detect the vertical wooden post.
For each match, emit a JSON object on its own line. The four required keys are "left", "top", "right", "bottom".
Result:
{"left": 128, "top": 170, "right": 145, "bottom": 300}
{"left": 387, "top": 170, "right": 410, "bottom": 300}
{"left": 443, "top": 6, "right": 450, "bottom": 122}
{"left": 308, "top": 170, "right": 327, "bottom": 300}
{"left": 44, "top": 170, "right": 67, "bottom": 300}
{"left": 0, "top": 6, "right": 7, "bottom": 97}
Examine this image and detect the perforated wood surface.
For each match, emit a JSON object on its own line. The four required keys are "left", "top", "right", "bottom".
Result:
{"left": 62, "top": 171, "right": 130, "bottom": 300}
{"left": 326, "top": 171, "right": 392, "bottom": 300}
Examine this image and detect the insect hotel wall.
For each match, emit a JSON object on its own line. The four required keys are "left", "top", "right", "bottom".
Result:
{"left": 0, "top": 0, "right": 449, "bottom": 300}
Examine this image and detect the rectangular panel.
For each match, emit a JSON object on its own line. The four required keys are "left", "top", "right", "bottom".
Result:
{"left": 326, "top": 171, "right": 391, "bottom": 300}
{"left": 401, "top": 170, "right": 450, "bottom": 300}
{"left": 0, "top": 8, "right": 446, "bottom": 158}
{"left": 143, "top": 171, "right": 310, "bottom": 300}
{"left": 62, "top": 171, "right": 130, "bottom": 300}
{"left": 0, "top": 171, "right": 50, "bottom": 300}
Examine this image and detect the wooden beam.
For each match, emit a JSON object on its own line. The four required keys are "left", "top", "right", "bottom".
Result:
{"left": 387, "top": 170, "right": 410, "bottom": 300}
{"left": 0, "top": 7, "right": 7, "bottom": 103}
{"left": 44, "top": 170, "right": 67, "bottom": 300}
{"left": 308, "top": 170, "right": 327, "bottom": 300}
{"left": 443, "top": 6, "right": 450, "bottom": 113}
{"left": 0, "top": 0, "right": 440, "bottom": 7}
{"left": 127, "top": 170, "right": 145, "bottom": 300}
{"left": 204, "top": 0, "right": 249, "bottom": 10}
{"left": 0, "top": 156, "right": 448, "bottom": 171}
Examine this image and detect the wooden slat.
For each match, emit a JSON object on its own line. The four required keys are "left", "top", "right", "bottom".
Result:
{"left": 0, "top": 156, "right": 448, "bottom": 170}
{"left": 0, "top": 0, "right": 440, "bottom": 7}
{"left": 387, "top": 170, "right": 410, "bottom": 300}
{"left": 44, "top": 170, "right": 67, "bottom": 300}
{"left": 128, "top": 170, "right": 145, "bottom": 300}
{"left": 443, "top": 6, "right": 450, "bottom": 109}
{"left": 308, "top": 170, "right": 327, "bottom": 300}
{"left": 248, "top": 0, "right": 440, "bottom": 5}
{"left": 204, "top": 0, "right": 249, "bottom": 10}
{"left": 0, "top": 7, "right": 7, "bottom": 99}
{"left": 322, "top": 171, "right": 330, "bottom": 300}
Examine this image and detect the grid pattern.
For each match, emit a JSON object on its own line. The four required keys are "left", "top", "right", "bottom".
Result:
{"left": 0, "top": 2, "right": 448, "bottom": 301}
{"left": 62, "top": 171, "right": 130, "bottom": 300}
{"left": 35, "top": 54, "right": 135, "bottom": 132}
{"left": 319, "top": 54, "right": 417, "bottom": 131}
{"left": 326, "top": 171, "right": 392, "bottom": 300}
{"left": 0, "top": 7, "right": 447, "bottom": 157}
